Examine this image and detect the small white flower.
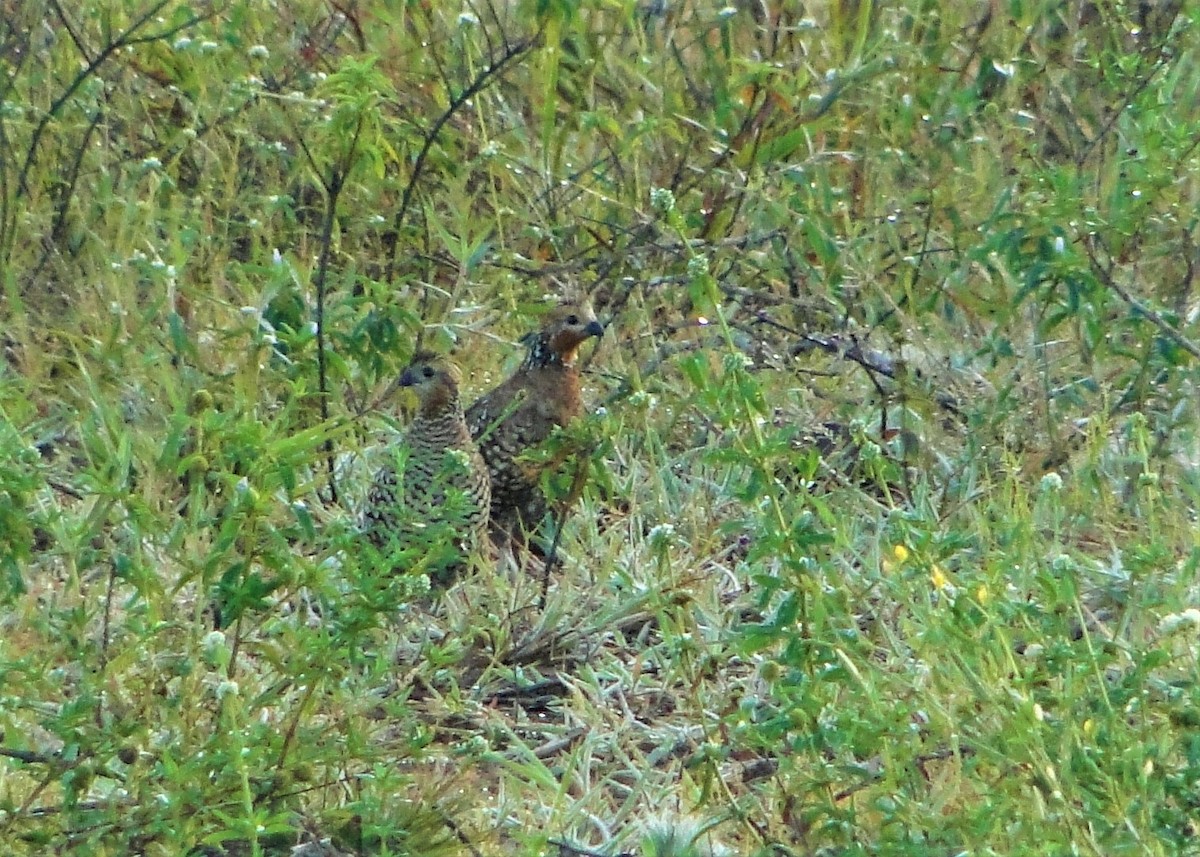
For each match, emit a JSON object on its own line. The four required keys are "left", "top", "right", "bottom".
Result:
{"left": 686, "top": 255, "right": 709, "bottom": 279}
{"left": 1040, "top": 471, "right": 1063, "bottom": 493}
{"left": 1050, "top": 554, "right": 1073, "bottom": 573}
{"left": 460, "top": 734, "right": 488, "bottom": 754}
{"left": 718, "top": 5, "right": 737, "bottom": 18}
{"left": 240, "top": 305, "right": 259, "bottom": 316}
{"left": 648, "top": 520, "right": 676, "bottom": 540}
{"left": 173, "top": 36, "right": 193, "bottom": 50}
{"left": 650, "top": 186, "right": 676, "bottom": 214}
{"left": 216, "top": 680, "right": 239, "bottom": 700}
{"left": 202, "top": 630, "right": 227, "bottom": 656}
{"left": 648, "top": 523, "right": 675, "bottom": 547}
{"left": 141, "top": 157, "right": 162, "bottom": 170}
{"left": 1158, "top": 609, "right": 1200, "bottom": 636}
{"left": 458, "top": 11, "right": 479, "bottom": 26}
{"left": 320, "top": 554, "right": 343, "bottom": 571}
{"left": 247, "top": 44, "right": 269, "bottom": 60}
{"left": 628, "top": 390, "right": 657, "bottom": 410}
{"left": 722, "top": 350, "right": 752, "bottom": 371}
{"left": 199, "top": 40, "right": 219, "bottom": 53}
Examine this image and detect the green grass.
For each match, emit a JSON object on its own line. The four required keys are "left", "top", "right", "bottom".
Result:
{"left": 3, "top": 0, "right": 1200, "bottom": 853}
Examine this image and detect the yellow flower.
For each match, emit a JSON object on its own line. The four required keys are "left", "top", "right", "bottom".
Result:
{"left": 930, "top": 565, "right": 949, "bottom": 590}
{"left": 882, "top": 544, "right": 910, "bottom": 575}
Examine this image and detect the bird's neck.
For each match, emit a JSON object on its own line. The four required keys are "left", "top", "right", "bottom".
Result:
{"left": 522, "top": 338, "right": 577, "bottom": 371}
{"left": 418, "top": 388, "right": 462, "bottom": 420}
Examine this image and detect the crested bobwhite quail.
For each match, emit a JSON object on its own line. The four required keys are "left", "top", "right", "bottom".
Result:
{"left": 465, "top": 302, "right": 604, "bottom": 546}
{"left": 363, "top": 353, "right": 491, "bottom": 584}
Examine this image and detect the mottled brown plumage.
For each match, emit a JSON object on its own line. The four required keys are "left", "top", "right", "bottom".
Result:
{"left": 466, "top": 303, "right": 604, "bottom": 544}
{"left": 363, "top": 354, "right": 491, "bottom": 582}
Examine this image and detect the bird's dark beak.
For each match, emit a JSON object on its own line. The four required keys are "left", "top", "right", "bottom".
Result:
{"left": 399, "top": 368, "right": 418, "bottom": 387}
{"left": 585, "top": 320, "right": 604, "bottom": 338}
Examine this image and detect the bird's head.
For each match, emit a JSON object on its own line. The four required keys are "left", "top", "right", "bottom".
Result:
{"left": 523, "top": 302, "right": 604, "bottom": 367}
{"left": 399, "top": 352, "right": 463, "bottom": 414}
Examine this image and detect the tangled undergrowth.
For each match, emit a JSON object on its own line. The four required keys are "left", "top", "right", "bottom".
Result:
{"left": 3, "top": 0, "right": 1200, "bottom": 854}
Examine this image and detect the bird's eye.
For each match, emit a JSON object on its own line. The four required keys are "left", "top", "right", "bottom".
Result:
{"left": 566, "top": 314, "right": 580, "bottom": 325}
{"left": 422, "top": 366, "right": 435, "bottom": 378}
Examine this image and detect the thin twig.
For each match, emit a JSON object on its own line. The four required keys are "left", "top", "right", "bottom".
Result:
{"left": 384, "top": 34, "right": 539, "bottom": 281}
{"left": 538, "top": 447, "right": 592, "bottom": 611}
{"left": 1, "top": 0, "right": 218, "bottom": 259}
{"left": 1088, "top": 240, "right": 1200, "bottom": 362}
